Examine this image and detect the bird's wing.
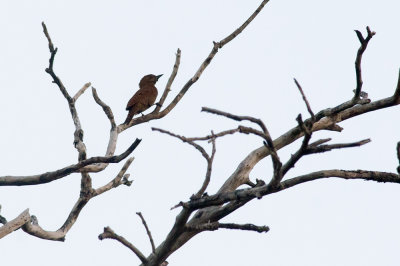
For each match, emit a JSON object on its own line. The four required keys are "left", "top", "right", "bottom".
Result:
{"left": 126, "top": 90, "right": 144, "bottom": 110}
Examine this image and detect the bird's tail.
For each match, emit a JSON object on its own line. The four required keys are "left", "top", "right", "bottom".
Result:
{"left": 124, "top": 111, "right": 134, "bottom": 125}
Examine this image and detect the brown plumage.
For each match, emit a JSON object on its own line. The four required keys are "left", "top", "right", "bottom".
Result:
{"left": 124, "top": 74, "right": 163, "bottom": 124}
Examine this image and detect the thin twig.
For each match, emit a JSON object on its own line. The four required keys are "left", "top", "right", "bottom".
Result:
{"left": 152, "top": 128, "right": 209, "bottom": 160}
{"left": 155, "top": 49, "right": 181, "bottom": 112}
{"left": 201, "top": 107, "right": 268, "bottom": 133}
{"left": 98, "top": 226, "right": 147, "bottom": 264}
{"left": 308, "top": 138, "right": 332, "bottom": 147}
{"left": 294, "top": 78, "right": 315, "bottom": 121}
{"left": 305, "top": 138, "right": 371, "bottom": 154}
{"left": 193, "top": 131, "right": 216, "bottom": 198}
{"left": 280, "top": 114, "right": 312, "bottom": 177}
{"left": 41, "top": 22, "right": 54, "bottom": 52}
{"left": 94, "top": 157, "right": 135, "bottom": 196}
{"left": 136, "top": 212, "right": 156, "bottom": 253}
{"left": 73, "top": 82, "right": 91, "bottom": 102}
{"left": 152, "top": 127, "right": 215, "bottom": 198}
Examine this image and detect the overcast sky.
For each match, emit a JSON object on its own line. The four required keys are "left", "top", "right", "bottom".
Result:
{"left": 1, "top": 1, "right": 400, "bottom": 265}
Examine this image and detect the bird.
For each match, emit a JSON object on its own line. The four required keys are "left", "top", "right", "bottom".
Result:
{"left": 123, "top": 74, "right": 163, "bottom": 125}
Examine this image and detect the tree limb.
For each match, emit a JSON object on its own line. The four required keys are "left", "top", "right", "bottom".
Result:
{"left": 99, "top": 226, "right": 148, "bottom": 264}
{"left": 155, "top": 49, "right": 181, "bottom": 112}
{"left": 0, "top": 209, "right": 30, "bottom": 239}
{"left": 186, "top": 222, "right": 269, "bottom": 233}
{"left": 353, "top": 26, "right": 375, "bottom": 100}
{"left": 0, "top": 139, "right": 141, "bottom": 186}
{"left": 136, "top": 212, "right": 156, "bottom": 254}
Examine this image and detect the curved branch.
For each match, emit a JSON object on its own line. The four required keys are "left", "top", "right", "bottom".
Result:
{"left": 92, "top": 87, "right": 116, "bottom": 130}
{"left": 99, "top": 226, "right": 147, "bottom": 263}
{"left": 136, "top": 212, "right": 156, "bottom": 253}
{"left": 0, "top": 139, "right": 141, "bottom": 186}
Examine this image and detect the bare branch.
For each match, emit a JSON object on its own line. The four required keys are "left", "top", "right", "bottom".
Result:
{"left": 216, "top": 85, "right": 400, "bottom": 195}
{"left": 281, "top": 169, "right": 400, "bottom": 189}
{"left": 193, "top": 131, "right": 216, "bottom": 198}
{"left": 238, "top": 126, "right": 266, "bottom": 139}
{"left": 144, "top": 208, "right": 192, "bottom": 265}
{"left": 152, "top": 127, "right": 215, "bottom": 198}
{"left": 0, "top": 139, "right": 141, "bottom": 186}
{"left": 99, "top": 226, "right": 147, "bottom": 264}
{"left": 397, "top": 142, "right": 400, "bottom": 174}
{"left": 294, "top": 78, "right": 315, "bottom": 121}
{"left": 21, "top": 172, "right": 92, "bottom": 241}
{"left": 201, "top": 107, "right": 268, "bottom": 133}
{"left": 394, "top": 68, "right": 400, "bottom": 100}
{"left": 187, "top": 127, "right": 241, "bottom": 141}
{"left": 218, "top": 0, "right": 270, "bottom": 47}
{"left": 42, "top": 22, "right": 71, "bottom": 102}
{"left": 186, "top": 222, "right": 269, "bottom": 233}
{"left": 201, "top": 106, "right": 283, "bottom": 185}
{"left": 0, "top": 205, "right": 6, "bottom": 225}
{"left": 152, "top": 128, "right": 209, "bottom": 160}
{"left": 21, "top": 215, "right": 66, "bottom": 241}
{"left": 0, "top": 209, "right": 30, "bottom": 239}
{"left": 73, "top": 82, "right": 91, "bottom": 102}
{"left": 308, "top": 138, "right": 332, "bottom": 147}
{"left": 21, "top": 155, "right": 135, "bottom": 241}
{"left": 305, "top": 138, "right": 371, "bottom": 154}
{"left": 55, "top": 174, "right": 92, "bottom": 236}
{"left": 94, "top": 157, "right": 134, "bottom": 196}
{"left": 136, "top": 212, "right": 156, "bottom": 253}
{"left": 155, "top": 48, "right": 181, "bottom": 112}
{"left": 42, "top": 22, "right": 87, "bottom": 161}
{"left": 92, "top": 87, "right": 116, "bottom": 130}
{"left": 353, "top": 26, "right": 376, "bottom": 100}
{"left": 279, "top": 114, "right": 312, "bottom": 177}
{"left": 178, "top": 169, "right": 400, "bottom": 212}
{"left": 41, "top": 22, "right": 54, "bottom": 52}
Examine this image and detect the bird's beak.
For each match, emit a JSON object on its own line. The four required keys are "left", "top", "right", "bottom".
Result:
{"left": 156, "top": 74, "right": 163, "bottom": 81}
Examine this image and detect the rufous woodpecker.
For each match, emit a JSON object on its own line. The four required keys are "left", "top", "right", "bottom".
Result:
{"left": 124, "top": 74, "right": 163, "bottom": 124}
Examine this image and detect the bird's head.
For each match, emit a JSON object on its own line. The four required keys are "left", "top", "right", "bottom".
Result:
{"left": 139, "top": 74, "right": 163, "bottom": 87}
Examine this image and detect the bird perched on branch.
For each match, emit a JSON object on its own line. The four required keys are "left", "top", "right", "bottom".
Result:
{"left": 123, "top": 74, "right": 163, "bottom": 125}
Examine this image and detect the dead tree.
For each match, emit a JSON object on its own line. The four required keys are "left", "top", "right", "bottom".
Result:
{"left": 1, "top": 1, "right": 400, "bottom": 265}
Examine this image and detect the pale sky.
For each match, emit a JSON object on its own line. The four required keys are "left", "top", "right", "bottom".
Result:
{"left": 1, "top": 1, "right": 400, "bottom": 265}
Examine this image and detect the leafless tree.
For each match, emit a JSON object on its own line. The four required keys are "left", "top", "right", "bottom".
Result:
{"left": 1, "top": 1, "right": 400, "bottom": 265}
